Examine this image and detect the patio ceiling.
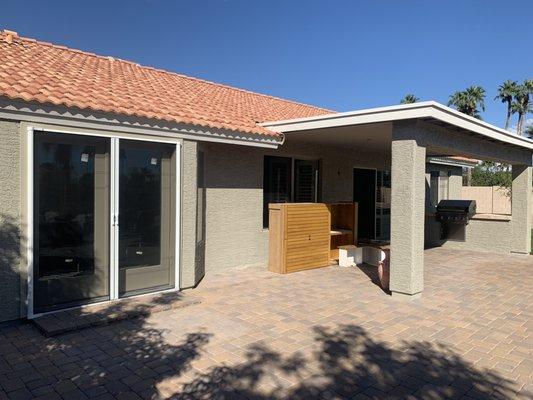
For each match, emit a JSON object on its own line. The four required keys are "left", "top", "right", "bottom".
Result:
{"left": 273, "top": 122, "right": 393, "bottom": 152}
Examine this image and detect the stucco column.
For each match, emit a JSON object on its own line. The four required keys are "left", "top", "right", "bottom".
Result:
{"left": 390, "top": 134, "right": 426, "bottom": 298}
{"left": 181, "top": 140, "right": 200, "bottom": 288}
{"left": 510, "top": 164, "right": 532, "bottom": 254}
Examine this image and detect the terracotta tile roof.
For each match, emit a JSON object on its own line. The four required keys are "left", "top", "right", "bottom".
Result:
{"left": 0, "top": 30, "right": 333, "bottom": 137}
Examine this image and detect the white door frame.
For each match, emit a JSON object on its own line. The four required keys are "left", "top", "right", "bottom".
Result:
{"left": 25, "top": 126, "right": 182, "bottom": 318}
{"left": 110, "top": 137, "right": 119, "bottom": 300}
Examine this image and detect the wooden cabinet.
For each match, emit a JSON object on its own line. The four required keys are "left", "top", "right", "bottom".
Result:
{"left": 328, "top": 203, "right": 358, "bottom": 260}
{"left": 268, "top": 202, "right": 359, "bottom": 274}
{"left": 268, "top": 203, "right": 331, "bottom": 274}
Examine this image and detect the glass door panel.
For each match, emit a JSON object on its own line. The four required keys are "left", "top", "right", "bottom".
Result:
{"left": 353, "top": 168, "right": 376, "bottom": 240}
{"left": 34, "top": 132, "right": 110, "bottom": 313}
{"left": 375, "top": 170, "right": 391, "bottom": 241}
{"left": 118, "top": 140, "right": 175, "bottom": 297}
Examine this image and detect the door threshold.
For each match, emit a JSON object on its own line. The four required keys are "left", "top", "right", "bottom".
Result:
{"left": 30, "top": 286, "right": 180, "bottom": 319}
{"left": 31, "top": 288, "right": 201, "bottom": 337}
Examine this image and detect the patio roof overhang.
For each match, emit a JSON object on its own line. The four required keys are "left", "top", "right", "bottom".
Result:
{"left": 264, "top": 102, "right": 533, "bottom": 298}
{"left": 261, "top": 101, "right": 533, "bottom": 159}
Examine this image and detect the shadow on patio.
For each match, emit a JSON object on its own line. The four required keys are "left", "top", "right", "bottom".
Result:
{"left": 175, "top": 324, "right": 516, "bottom": 399}
{"left": 0, "top": 217, "right": 525, "bottom": 399}
{"left": 1, "top": 312, "right": 520, "bottom": 399}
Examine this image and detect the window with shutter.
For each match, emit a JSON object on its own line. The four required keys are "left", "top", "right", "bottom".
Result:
{"left": 263, "top": 156, "right": 321, "bottom": 228}
{"left": 263, "top": 156, "right": 292, "bottom": 228}
{"left": 294, "top": 159, "right": 319, "bottom": 203}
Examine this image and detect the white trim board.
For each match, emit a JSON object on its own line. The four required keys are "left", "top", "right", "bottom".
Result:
{"left": 261, "top": 101, "right": 533, "bottom": 151}
{"left": 25, "top": 126, "right": 35, "bottom": 318}
{"left": 427, "top": 157, "right": 479, "bottom": 168}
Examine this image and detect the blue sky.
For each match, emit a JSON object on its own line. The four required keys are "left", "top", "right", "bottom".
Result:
{"left": 1, "top": 0, "right": 532, "bottom": 128}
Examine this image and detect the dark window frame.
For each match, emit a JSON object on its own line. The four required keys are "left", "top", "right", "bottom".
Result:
{"left": 263, "top": 155, "right": 321, "bottom": 228}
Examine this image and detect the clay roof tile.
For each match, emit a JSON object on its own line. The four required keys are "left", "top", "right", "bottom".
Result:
{"left": 0, "top": 31, "right": 333, "bottom": 138}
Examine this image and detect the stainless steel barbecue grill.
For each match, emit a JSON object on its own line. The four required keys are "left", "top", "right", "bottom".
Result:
{"left": 436, "top": 200, "right": 476, "bottom": 224}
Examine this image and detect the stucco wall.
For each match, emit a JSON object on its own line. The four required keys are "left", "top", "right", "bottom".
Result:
{"left": 199, "top": 140, "right": 496, "bottom": 274}
{"left": 425, "top": 164, "right": 463, "bottom": 209}
{"left": 0, "top": 115, "right": 526, "bottom": 321}
{"left": 200, "top": 140, "right": 391, "bottom": 272}
{"left": 180, "top": 140, "right": 206, "bottom": 288}
{"left": 0, "top": 120, "right": 22, "bottom": 322}
{"left": 425, "top": 217, "right": 512, "bottom": 253}
{"left": 422, "top": 164, "right": 520, "bottom": 254}
{"left": 389, "top": 138, "right": 426, "bottom": 296}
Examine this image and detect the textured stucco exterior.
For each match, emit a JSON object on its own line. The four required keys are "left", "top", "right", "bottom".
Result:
{"left": 389, "top": 134, "right": 426, "bottom": 297}
{"left": 510, "top": 165, "right": 532, "bottom": 254}
{"left": 425, "top": 217, "right": 512, "bottom": 253}
{"left": 200, "top": 139, "right": 390, "bottom": 272}
{"left": 0, "top": 120, "right": 22, "bottom": 322}
{"left": 0, "top": 110, "right": 531, "bottom": 321}
{"left": 414, "top": 120, "right": 532, "bottom": 165}
{"left": 425, "top": 164, "right": 463, "bottom": 207}
{"left": 180, "top": 140, "right": 206, "bottom": 288}
{"left": 448, "top": 170, "right": 464, "bottom": 200}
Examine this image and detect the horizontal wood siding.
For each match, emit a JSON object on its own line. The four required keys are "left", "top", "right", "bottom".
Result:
{"left": 268, "top": 203, "right": 330, "bottom": 273}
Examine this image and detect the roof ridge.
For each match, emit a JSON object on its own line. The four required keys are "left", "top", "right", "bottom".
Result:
{"left": 1, "top": 30, "right": 334, "bottom": 115}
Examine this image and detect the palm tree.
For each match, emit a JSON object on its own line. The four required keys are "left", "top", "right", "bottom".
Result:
{"left": 512, "top": 79, "right": 533, "bottom": 135}
{"left": 400, "top": 94, "right": 419, "bottom": 104}
{"left": 526, "top": 124, "right": 533, "bottom": 138}
{"left": 495, "top": 80, "right": 518, "bottom": 130}
{"left": 448, "top": 86, "right": 486, "bottom": 118}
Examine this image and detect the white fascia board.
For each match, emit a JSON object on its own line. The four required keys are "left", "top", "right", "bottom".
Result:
{"left": 261, "top": 101, "right": 533, "bottom": 151}
{"left": 427, "top": 157, "right": 479, "bottom": 168}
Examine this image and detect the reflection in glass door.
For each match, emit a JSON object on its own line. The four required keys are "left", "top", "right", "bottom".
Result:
{"left": 375, "top": 170, "right": 391, "bottom": 241}
{"left": 118, "top": 140, "right": 175, "bottom": 297}
{"left": 33, "top": 132, "right": 110, "bottom": 313}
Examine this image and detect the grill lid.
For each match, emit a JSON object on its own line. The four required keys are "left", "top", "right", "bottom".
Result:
{"left": 436, "top": 199, "right": 476, "bottom": 213}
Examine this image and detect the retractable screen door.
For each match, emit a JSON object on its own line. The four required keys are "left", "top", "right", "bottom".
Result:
{"left": 33, "top": 132, "right": 111, "bottom": 313}
{"left": 118, "top": 140, "right": 175, "bottom": 297}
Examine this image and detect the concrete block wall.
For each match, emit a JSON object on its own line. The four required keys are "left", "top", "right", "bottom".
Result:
{"left": 461, "top": 186, "right": 511, "bottom": 215}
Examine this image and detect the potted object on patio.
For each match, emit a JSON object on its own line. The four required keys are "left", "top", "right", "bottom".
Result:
{"left": 377, "top": 249, "right": 390, "bottom": 291}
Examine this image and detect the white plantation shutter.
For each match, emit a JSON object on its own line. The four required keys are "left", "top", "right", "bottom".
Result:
{"left": 263, "top": 156, "right": 292, "bottom": 227}
{"left": 294, "top": 160, "right": 319, "bottom": 202}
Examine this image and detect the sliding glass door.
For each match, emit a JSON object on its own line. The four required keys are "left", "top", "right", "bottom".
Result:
{"left": 353, "top": 168, "right": 391, "bottom": 242}
{"left": 33, "top": 132, "right": 177, "bottom": 313}
{"left": 118, "top": 140, "right": 175, "bottom": 297}
{"left": 34, "top": 133, "right": 111, "bottom": 313}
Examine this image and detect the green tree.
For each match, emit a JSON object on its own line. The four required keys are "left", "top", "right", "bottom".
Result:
{"left": 512, "top": 79, "right": 533, "bottom": 135}
{"left": 448, "top": 85, "right": 486, "bottom": 118}
{"left": 470, "top": 161, "right": 512, "bottom": 196}
{"left": 494, "top": 80, "right": 518, "bottom": 130}
{"left": 400, "top": 94, "right": 419, "bottom": 104}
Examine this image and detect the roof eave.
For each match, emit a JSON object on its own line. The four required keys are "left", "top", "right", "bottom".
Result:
{"left": 261, "top": 101, "right": 533, "bottom": 151}
{"left": 0, "top": 97, "right": 283, "bottom": 148}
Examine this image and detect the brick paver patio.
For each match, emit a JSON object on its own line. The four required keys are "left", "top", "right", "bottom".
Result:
{"left": 0, "top": 248, "right": 532, "bottom": 399}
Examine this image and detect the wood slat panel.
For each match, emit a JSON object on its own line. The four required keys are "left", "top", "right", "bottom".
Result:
{"left": 268, "top": 202, "right": 357, "bottom": 274}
